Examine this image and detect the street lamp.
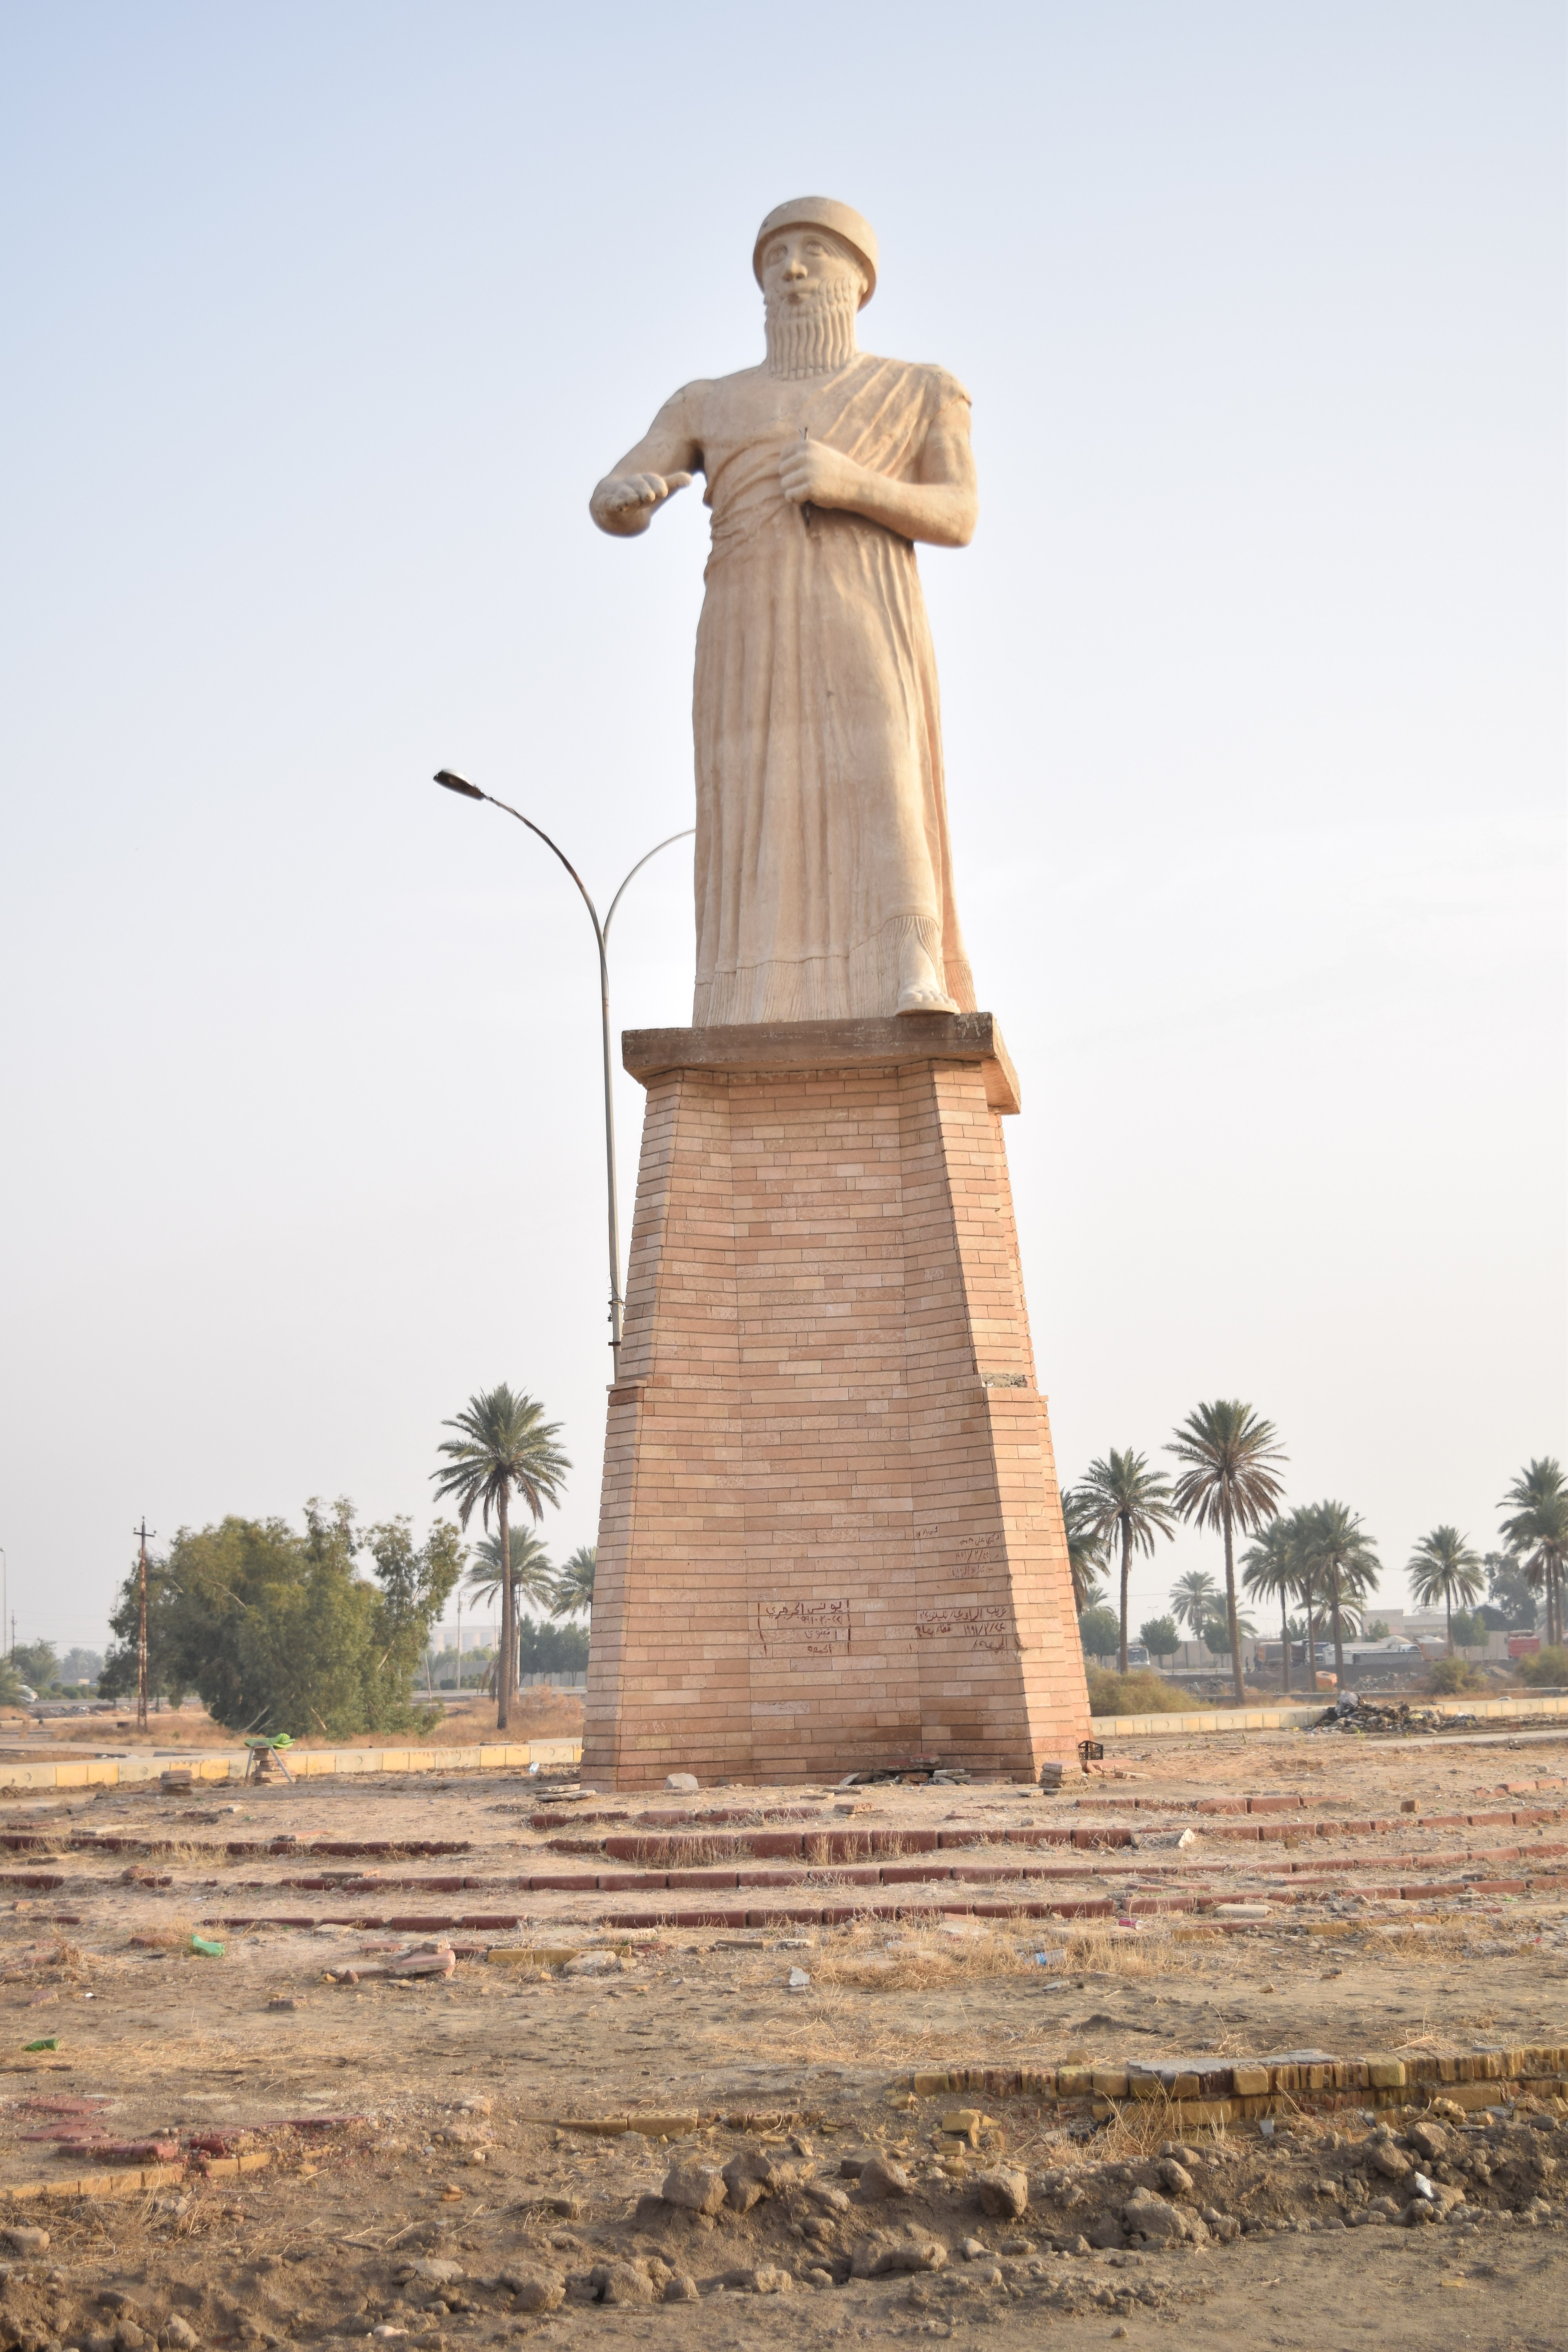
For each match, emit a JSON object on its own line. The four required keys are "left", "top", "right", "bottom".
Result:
{"left": 433, "top": 770, "right": 693, "bottom": 1365}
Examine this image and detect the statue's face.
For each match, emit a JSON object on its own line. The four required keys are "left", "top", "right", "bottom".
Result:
{"left": 758, "top": 225, "right": 866, "bottom": 306}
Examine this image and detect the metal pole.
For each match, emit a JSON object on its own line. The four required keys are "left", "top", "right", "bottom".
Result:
{"left": 432, "top": 773, "right": 692, "bottom": 1365}
{"left": 134, "top": 1519, "right": 152, "bottom": 1732}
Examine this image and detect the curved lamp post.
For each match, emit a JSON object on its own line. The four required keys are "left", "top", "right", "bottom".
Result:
{"left": 434, "top": 770, "right": 693, "bottom": 1367}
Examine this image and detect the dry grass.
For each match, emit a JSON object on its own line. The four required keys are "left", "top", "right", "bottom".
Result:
{"left": 810, "top": 1919, "right": 1038, "bottom": 1992}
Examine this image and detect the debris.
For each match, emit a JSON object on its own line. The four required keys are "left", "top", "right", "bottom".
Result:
{"left": 22, "top": 2039, "right": 59, "bottom": 2053}
{"left": 1, "top": 2227, "right": 49, "bottom": 2254}
{"left": 858, "top": 2152, "right": 915, "bottom": 2201}
{"left": 664, "top": 1774, "right": 700, "bottom": 1795}
{"left": 1158, "top": 2160, "right": 1194, "bottom": 2194}
{"left": 786, "top": 1966, "right": 811, "bottom": 1991}
{"left": 189, "top": 1935, "right": 225, "bottom": 1960}
{"left": 1038, "top": 1760, "right": 1065, "bottom": 1793}
{"left": 659, "top": 2159, "right": 726, "bottom": 2215}
{"left": 974, "top": 2167, "right": 1029, "bottom": 2220}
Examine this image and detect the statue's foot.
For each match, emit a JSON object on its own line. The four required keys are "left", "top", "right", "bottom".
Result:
{"left": 895, "top": 980, "right": 960, "bottom": 1016}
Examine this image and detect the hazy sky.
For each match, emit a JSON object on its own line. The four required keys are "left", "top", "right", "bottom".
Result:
{"left": 2, "top": 3, "right": 1563, "bottom": 1659}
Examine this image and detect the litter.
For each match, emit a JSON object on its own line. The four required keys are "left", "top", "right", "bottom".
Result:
{"left": 189, "top": 1935, "right": 225, "bottom": 1960}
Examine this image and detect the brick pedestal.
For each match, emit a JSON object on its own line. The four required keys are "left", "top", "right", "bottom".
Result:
{"left": 583, "top": 1014, "right": 1090, "bottom": 1788}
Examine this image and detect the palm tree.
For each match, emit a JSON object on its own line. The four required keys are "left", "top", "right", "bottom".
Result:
{"left": 431, "top": 1385, "right": 570, "bottom": 1730}
{"left": 467, "top": 1527, "right": 557, "bottom": 1687}
{"left": 1499, "top": 1459, "right": 1568, "bottom": 1649}
{"left": 549, "top": 1545, "right": 597, "bottom": 1620}
{"left": 1060, "top": 1488, "right": 1111, "bottom": 1617}
{"left": 1241, "top": 1518, "right": 1299, "bottom": 1695}
{"left": 1167, "top": 1401, "right": 1288, "bottom": 1706}
{"left": 1074, "top": 1449, "right": 1178, "bottom": 1674}
{"left": 1406, "top": 1525, "right": 1484, "bottom": 1654}
{"left": 1171, "top": 1569, "right": 1220, "bottom": 1648}
{"left": 1299, "top": 1501, "right": 1379, "bottom": 1682}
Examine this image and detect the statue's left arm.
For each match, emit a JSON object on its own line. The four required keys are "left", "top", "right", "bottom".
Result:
{"left": 777, "top": 396, "right": 977, "bottom": 547}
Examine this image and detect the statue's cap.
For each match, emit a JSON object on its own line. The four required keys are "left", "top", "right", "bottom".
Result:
{"left": 753, "top": 197, "right": 877, "bottom": 306}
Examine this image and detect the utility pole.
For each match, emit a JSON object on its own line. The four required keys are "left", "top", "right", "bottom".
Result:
{"left": 133, "top": 1519, "right": 154, "bottom": 1733}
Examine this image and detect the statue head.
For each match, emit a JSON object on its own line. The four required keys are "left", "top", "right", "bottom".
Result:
{"left": 753, "top": 198, "right": 878, "bottom": 309}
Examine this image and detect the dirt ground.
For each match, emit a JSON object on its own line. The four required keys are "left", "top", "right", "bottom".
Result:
{"left": 0, "top": 1718, "right": 1565, "bottom": 2348}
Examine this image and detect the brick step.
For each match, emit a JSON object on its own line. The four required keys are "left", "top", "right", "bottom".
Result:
{"left": 182, "top": 1838, "right": 1568, "bottom": 1898}
{"left": 558, "top": 1806, "right": 1564, "bottom": 1864}
{"left": 0, "top": 1834, "right": 471, "bottom": 1860}
{"left": 203, "top": 1866, "right": 1568, "bottom": 1935}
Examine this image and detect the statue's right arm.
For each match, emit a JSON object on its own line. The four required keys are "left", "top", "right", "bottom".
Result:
{"left": 590, "top": 384, "right": 706, "bottom": 537}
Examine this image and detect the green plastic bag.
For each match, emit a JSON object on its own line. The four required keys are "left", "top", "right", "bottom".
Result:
{"left": 23, "top": 2038, "right": 60, "bottom": 2052}
{"left": 189, "top": 1935, "right": 226, "bottom": 1960}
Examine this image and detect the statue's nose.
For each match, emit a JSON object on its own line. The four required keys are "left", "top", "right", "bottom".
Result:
{"left": 783, "top": 257, "right": 808, "bottom": 281}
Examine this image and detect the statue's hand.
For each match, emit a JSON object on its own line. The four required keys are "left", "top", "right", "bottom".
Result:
{"left": 779, "top": 438, "right": 863, "bottom": 512}
{"left": 591, "top": 470, "right": 693, "bottom": 535}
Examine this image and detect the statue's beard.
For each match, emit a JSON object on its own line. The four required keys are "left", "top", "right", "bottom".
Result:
{"left": 764, "top": 279, "right": 860, "bottom": 379}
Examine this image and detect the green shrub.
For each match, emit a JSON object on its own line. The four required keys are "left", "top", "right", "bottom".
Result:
{"left": 1086, "top": 1668, "right": 1203, "bottom": 1717}
{"left": 1428, "top": 1657, "right": 1486, "bottom": 1695}
{"left": 1518, "top": 1644, "right": 1568, "bottom": 1688}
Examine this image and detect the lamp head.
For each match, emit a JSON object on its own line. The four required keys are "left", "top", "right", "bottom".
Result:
{"left": 434, "top": 769, "right": 484, "bottom": 799}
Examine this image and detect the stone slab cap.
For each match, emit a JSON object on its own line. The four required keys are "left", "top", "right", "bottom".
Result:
{"left": 622, "top": 1012, "right": 1021, "bottom": 1115}
{"left": 754, "top": 197, "right": 877, "bottom": 303}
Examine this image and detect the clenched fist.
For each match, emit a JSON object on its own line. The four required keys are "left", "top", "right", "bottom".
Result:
{"left": 778, "top": 437, "right": 863, "bottom": 512}
{"left": 590, "top": 470, "right": 694, "bottom": 537}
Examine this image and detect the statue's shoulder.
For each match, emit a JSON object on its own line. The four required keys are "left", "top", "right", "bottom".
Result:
{"left": 862, "top": 355, "right": 971, "bottom": 417}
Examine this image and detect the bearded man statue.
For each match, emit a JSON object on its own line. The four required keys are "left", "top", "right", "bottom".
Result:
{"left": 590, "top": 198, "right": 979, "bottom": 1026}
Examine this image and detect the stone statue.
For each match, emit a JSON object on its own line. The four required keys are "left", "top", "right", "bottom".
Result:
{"left": 591, "top": 198, "right": 979, "bottom": 1025}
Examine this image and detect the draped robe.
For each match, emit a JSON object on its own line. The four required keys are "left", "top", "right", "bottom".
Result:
{"left": 673, "top": 354, "right": 976, "bottom": 1026}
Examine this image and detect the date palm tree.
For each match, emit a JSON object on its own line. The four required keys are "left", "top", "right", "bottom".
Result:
{"left": 1074, "top": 1449, "right": 1178, "bottom": 1674}
{"left": 549, "top": 1545, "right": 597, "bottom": 1621}
{"left": 1406, "top": 1526, "right": 1484, "bottom": 1655}
{"left": 467, "top": 1528, "right": 557, "bottom": 1688}
{"left": 1167, "top": 1401, "right": 1288, "bottom": 1706}
{"left": 1241, "top": 1518, "right": 1299, "bottom": 1695}
{"left": 1299, "top": 1500, "right": 1379, "bottom": 1682}
{"left": 1060, "top": 1488, "right": 1111, "bottom": 1617}
{"left": 1499, "top": 1458, "right": 1568, "bottom": 1649}
{"left": 431, "top": 1385, "right": 570, "bottom": 1730}
{"left": 1171, "top": 1569, "right": 1220, "bottom": 1647}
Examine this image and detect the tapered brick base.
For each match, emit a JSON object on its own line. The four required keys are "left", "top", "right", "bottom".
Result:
{"left": 583, "top": 1014, "right": 1090, "bottom": 1789}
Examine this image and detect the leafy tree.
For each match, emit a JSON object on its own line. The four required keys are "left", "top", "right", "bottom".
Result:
{"left": 61, "top": 1648, "right": 103, "bottom": 1686}
{"left": 1074, "top": 1449, "right": 1178, "bottom": 1674}
{"left": 1139, "top": 1615, "right": 1180, "bottom": 1666}
{"left": 0, "top": 1657, "right": 26, "bottom": 1708}
{"left": 431, "top": 1386, "right": 570, "bottom": 1730}
{"left": 1301, "top": 1501, "right": 1380, "bottom": 1681}
{"left": 1406, "top": 1524, "right": 1484, "bottom": 1654}
{"left": 1060, "top": 1488, "right": 1110, "bottom": 1617}
{"left": 1499, "top": 1458, "right": 1568, "bottom": 1649}
{"left": 100, "top": 1501, "right": 461, "bottom": 1739}
{"left": 1167, "top": 1401, "right": 1288, "bottom": 1706}
{"left": 1241, "top": 1518, "right": 1300, "bottom": 1694}
{"left": 1448, "top": 1608, "right": 1488, "bottom": 1653}
{"left": 548, "top": 1545, "right": 597, "bottom": 1621}
{"left": 516, "top": 1617, "right": 590, "bottom": 1674}
{"left": 1077, "top": 1605, "right": 1122, "bottom": 1664}
{"left": 1362, "top": 1618, "right": 1390, "bottom": 1641}
{"left": 102, "top": 1555, "right": 189, "bottom": 1708}
{"left": 1484, "top": 1551, "right": 1537, "bottom": 1631}
{"left": 1170, "top": 1570, "right": 1219, "bottom": 1642}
